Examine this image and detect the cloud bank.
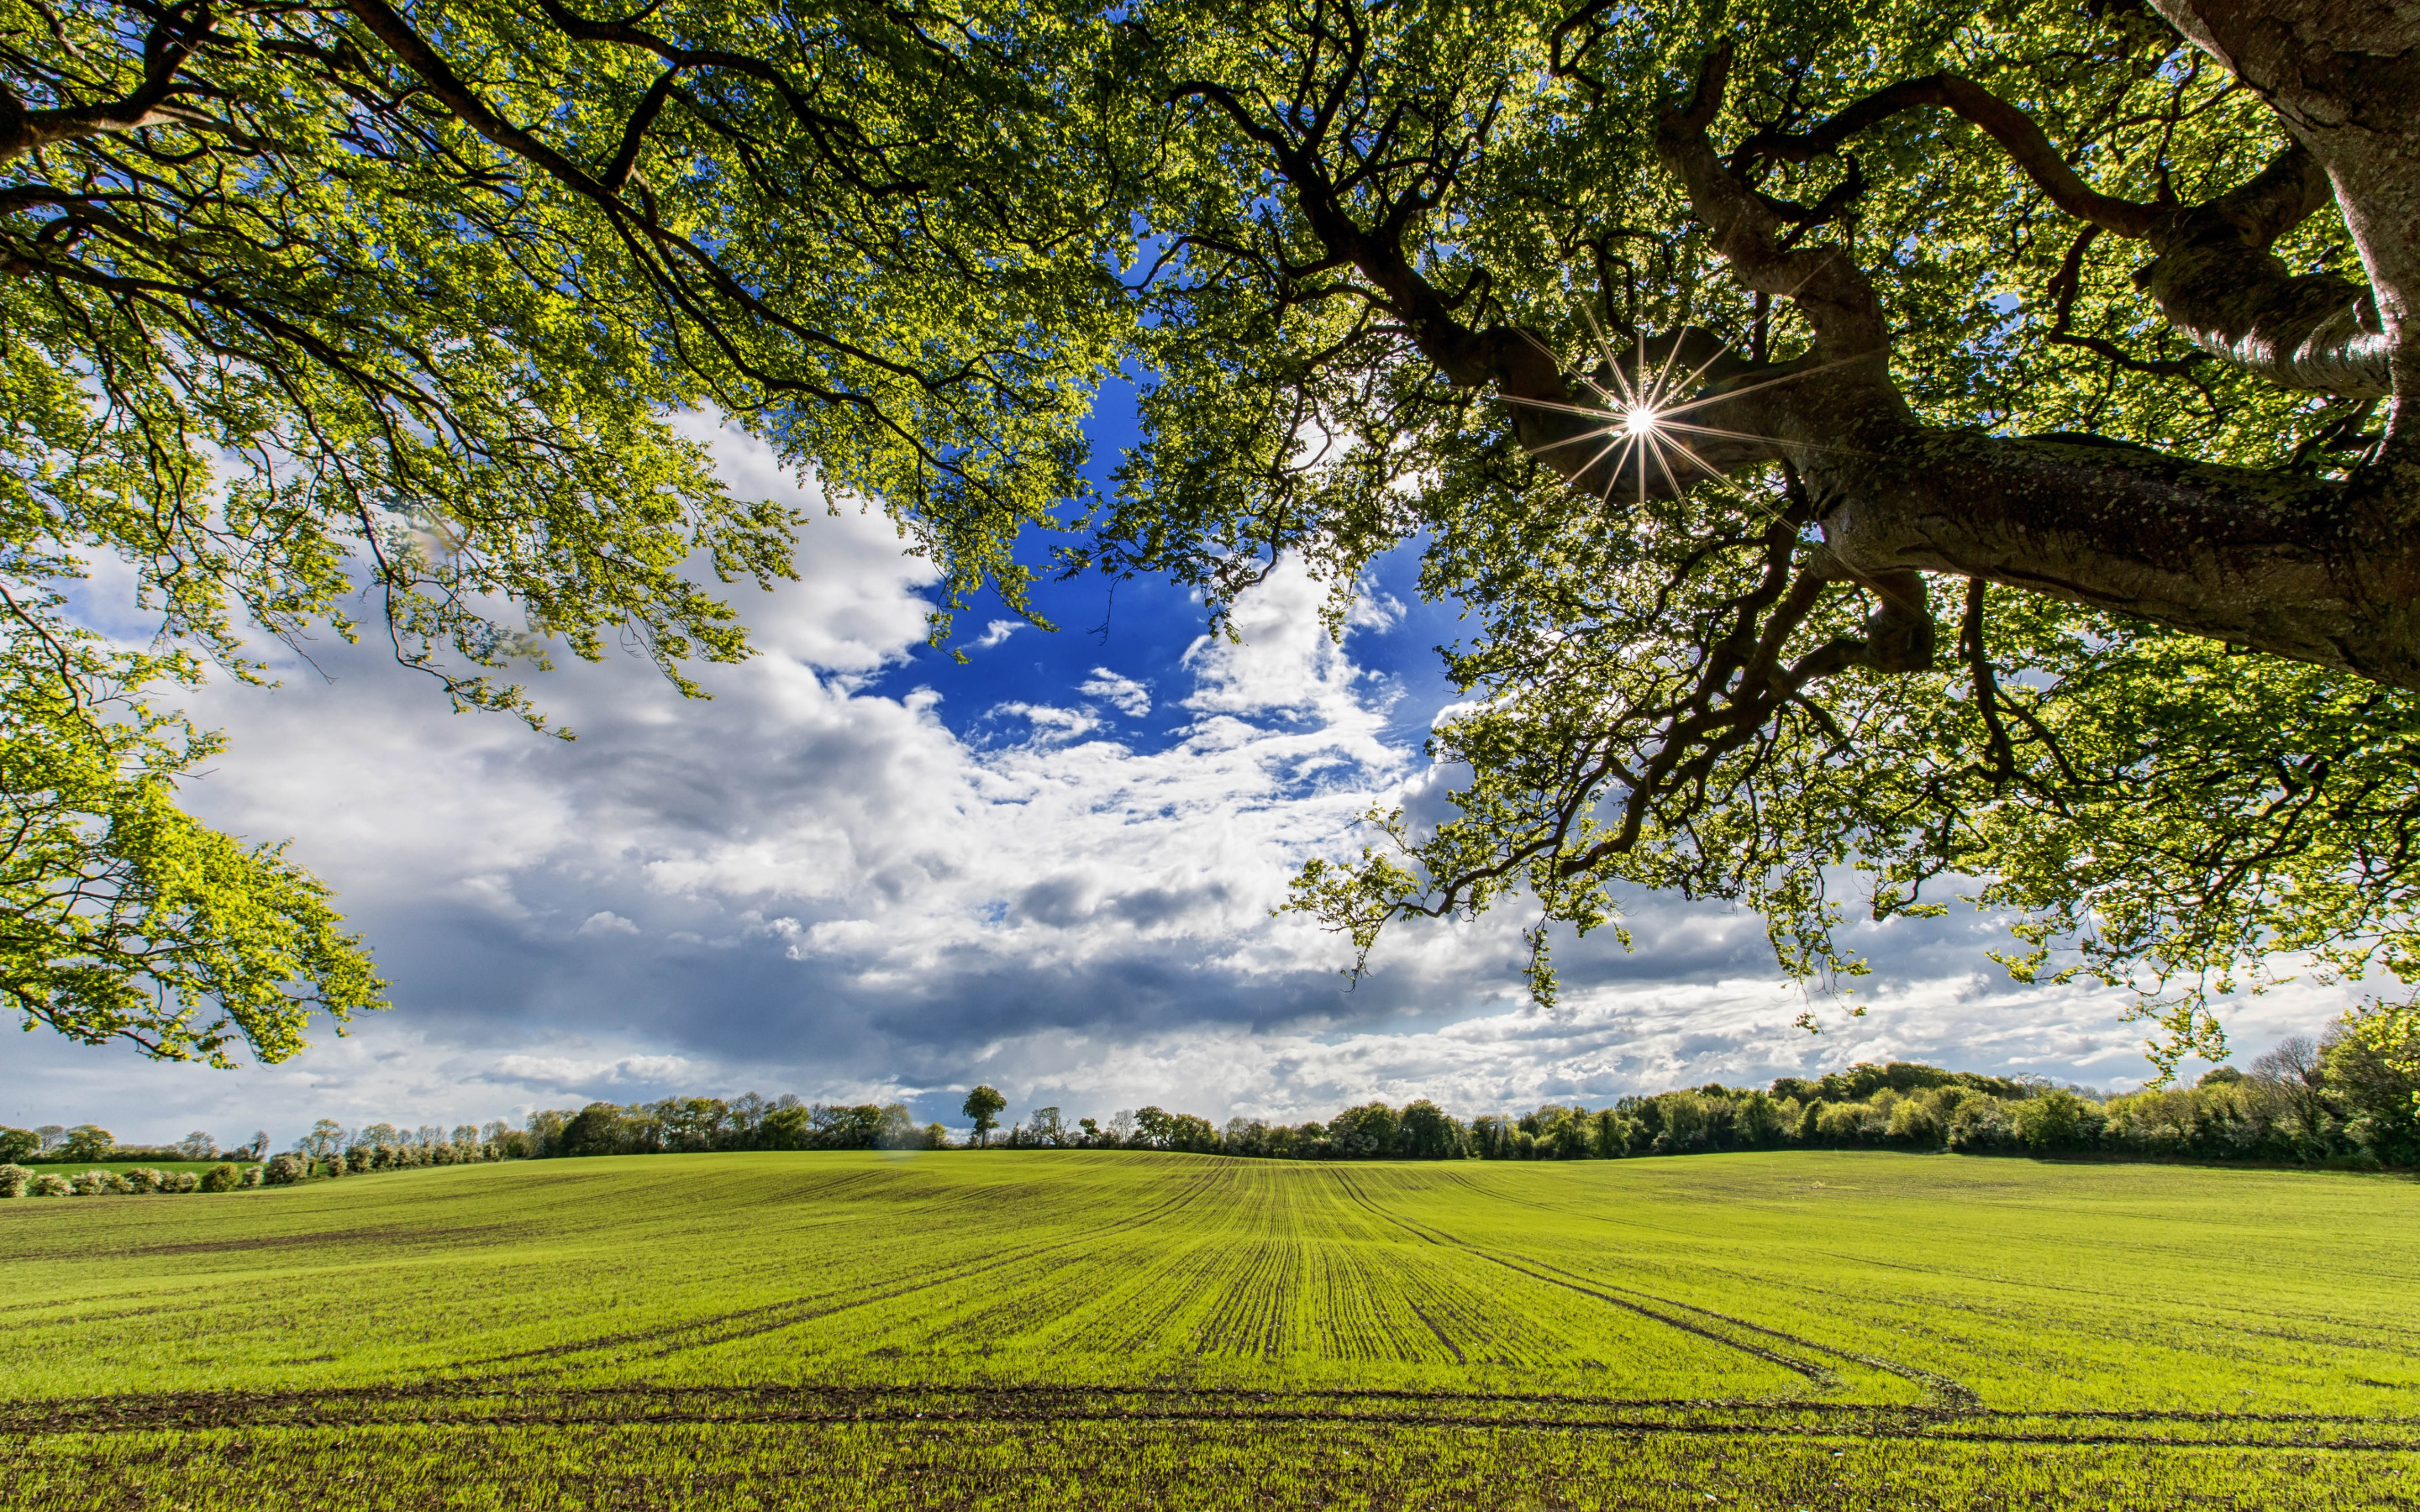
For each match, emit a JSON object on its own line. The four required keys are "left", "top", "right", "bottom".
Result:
{"left": 6, "top": 423, "right": 2344, "bottom": 1146}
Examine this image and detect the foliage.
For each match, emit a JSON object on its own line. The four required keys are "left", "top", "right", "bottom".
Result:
{"left": 961, "top": 1085, "right": 1007, "bottom": 1147}
{"left": 0, "top": 596, "right": 383, "bottom": 1063}
{"left": 1078, "top": 0, "right": 2420, "bottom": 1064}
{"left": 0, "top": 0, "right": 1126, "bottom": 1063}
{"left": 0, "top": 1163, "right": 25, "bottom": 1198}
{"left": 259, "top": 1152, "right": 305, "bottom": 1186}
{"left": 0, "top": 1127, "right": 32, "bottom": 1164}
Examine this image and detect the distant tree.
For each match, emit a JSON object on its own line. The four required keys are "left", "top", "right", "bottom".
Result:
{"left": 1734, "top": 1092, "right": 1786, "bottom": 1147}
{"left": 1107, "top": 1110, "right": 1137, "bottom": 1145}
{"left": 560, "top": 1103, "right": 627, "bottom": 1158}
{"left": 728, "top": 1093, "right": 770, "bottom": 1146}
{"left": 296, "top": 1119, "right": 346, "bottom": 1163}
{"left": 813, "top": 1104, "right": 887, "bottom": 1150}
{"left": 1587, "top": 1109, "right": 1632, "bottom": 1159}
{"left": 656, "top": 1097, "right": 729, "bottom": 1152}
{"left": 1027, "top": 1106, "right": 1067, "bottom": 1147}
{"left": 2250, "top": 1035, "right": 2331, "bottom": 1138}
{"left": 876, "top": 1104, "right": 923, "bottom": 1150}
{"left": 174, "top": 1131, "right": 217, "bottom": 1160}
{"left": 34, "top": 1125, "right": 66, "bottom": 1153}
{"left": 1077, "top": 1117, "right": 1102, "bottom": 1147}
{"left": 1532, "top": 1107, "right": 1588, "bottom": 1159}
{"left": 0, "top": 1127, "right": 36, "bottom": 1164}
{"left": 760, "top": 1104, "right": 812, "bottom": 1151}
{"left": 524, "top": 1110, "right": 573, "bottom": 1159}
{"left": 1131, "top": 1106, "right": 1174, "bottom": 1149}
{"left": 244, "top": 1131, "right": 271, "bottom": 1160}
{"left": 1394, "top": 1101, "right": 1462, "bottom": 1159}
{"left": 1328, "top": 1103, "right": 1402, "bottom": 1158}
{"left": 961, "top": 1086, "right": 1007, "bottom": 1148}
{"left": 2197, "top": 1066, "right": 2246, "bottom": 1087}
{"left": 60, "top": 1125, "right": 112, "bottom": 1162}
{"left": 2013, "top": 1089, "right": 2091, "bottom": 1152}
{"left": 921, "top": 1123, "right": 953, "bottom": 1150}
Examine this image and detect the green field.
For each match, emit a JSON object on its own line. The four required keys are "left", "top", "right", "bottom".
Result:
{"left": 3, "top": 1151, "right": 2414, "bottom": 1509}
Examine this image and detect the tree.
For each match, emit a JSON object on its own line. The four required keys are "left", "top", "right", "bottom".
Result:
{"left": 559, "top": 1102, "right": 627, "bottom": 1158}
{"left": 175, "top": 1131, "right": 217, "bottom": 1160}
{"left": 60, "top": 1124, "right": 112, "bottom": 1161}
{"left": 3, "top": 0, "right": 1120, "bottom": 1064}
{"left": 20, "top": 0, "right": 2420, "bottom": 1080}
{"left": 1397, "top": 1099, "right": 1462, "bottom": 1158}
{"left": 2251, "top": 1033, "right": 2329, "bottom": 1136}
{"left": 961, "top": 1085, "right": 1007, "bottom": 1147}
{"left": 0, "top": 1126, "right": 36, "bottom": 1163}
{"left": 1062, "top": 0, "right": 2420, "bottom": 1074}
{"left": 297, "top": 1118, "right": 346, "bottom": 1161}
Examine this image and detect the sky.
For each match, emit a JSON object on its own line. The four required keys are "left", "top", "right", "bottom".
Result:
{"left": 6, "top": 409, "right": 2349, "bottom": 1150}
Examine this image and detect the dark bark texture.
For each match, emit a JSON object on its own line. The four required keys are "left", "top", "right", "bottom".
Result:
{"left": 1383, "top": 1, "right": 2420, "bottom": 690}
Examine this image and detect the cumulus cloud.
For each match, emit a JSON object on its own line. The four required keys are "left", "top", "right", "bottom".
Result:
{"left": 971, "top": 619, "right": 1026, "bottom": 650}
{"left": 9, "top": 417, "right": 2337, "bottom": 1144}
{"left": 1079, "top": 667, "right": 1152, "bottom": 717}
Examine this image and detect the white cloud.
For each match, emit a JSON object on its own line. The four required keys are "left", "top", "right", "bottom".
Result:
{"left": 971, "top": 618, "right": 1026, "bottom": 649}
{"left": 11, "top": 419, "right": 2342, "bottom": 1143}
{"left": 1079, "top": 667, "right": 1152, "bottom": 717}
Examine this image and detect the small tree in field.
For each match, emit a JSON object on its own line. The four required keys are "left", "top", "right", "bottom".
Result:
{"left": 961, "top": 1086, "right": 1007, "bottom": 1148}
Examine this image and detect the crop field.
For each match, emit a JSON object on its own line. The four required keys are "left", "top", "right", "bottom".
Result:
{"left": 3, "top": 1151, "right": 2414, "bottom": 1509}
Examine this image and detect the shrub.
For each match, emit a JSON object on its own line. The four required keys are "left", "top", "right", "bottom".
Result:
{"left": 345, "top": 1146, "right": 375, "bottom": 1173}
{"left": 123, "top": 1167, "right": 167, "bottom": 1194}
{"left": 30, "top": 1173, "right": 71, "bottom": 1197}
{"left": 70, "top": 1169, "right": 133, "bottom": 1196}
{"left": 240, "top": 1166, "right": 263, "bottom": 1189}
{"left": 0, "top": 1163, "right": 29, "bottom": 1198}
{"left": 199, "top": 1163, "right": 242, "bottom": 1193}
{"left": 167, "top": 1171, "right": 199, "bottom": 1193}
{"left": 262, "top": 1152, "right": 307, "bottom": 1186}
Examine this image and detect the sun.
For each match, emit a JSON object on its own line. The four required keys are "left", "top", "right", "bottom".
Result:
{"left": 1623, "top": 405, "right": 1659, "bottom": 437}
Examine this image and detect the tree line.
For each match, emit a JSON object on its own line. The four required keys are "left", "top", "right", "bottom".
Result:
{"left": 11, "top": 1006, "right": 2412, "bottom": 1198}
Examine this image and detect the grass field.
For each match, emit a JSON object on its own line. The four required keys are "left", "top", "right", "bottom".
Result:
{"left": 3, "top": 1150, "right": 2414, "bottom": 1508}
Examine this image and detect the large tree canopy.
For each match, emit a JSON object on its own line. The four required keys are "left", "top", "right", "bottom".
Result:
{"left": 2, "top": 0, "right": 1120, "bottom": 1060}
{"left": 1090, "top": 0, "right": 2420, "bottom": 1073}
{"left": 6, "top": 0, "right": 2417, "bottom": 1080}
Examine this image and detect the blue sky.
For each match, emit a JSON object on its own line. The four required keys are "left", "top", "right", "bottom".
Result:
{"left": 7, "top": 405, "right": 2343, "bottom": 1150}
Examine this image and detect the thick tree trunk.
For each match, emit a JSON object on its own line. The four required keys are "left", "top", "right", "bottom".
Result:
{"left": 2151, "top": 0, "right": 2420, "bottom": 421}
